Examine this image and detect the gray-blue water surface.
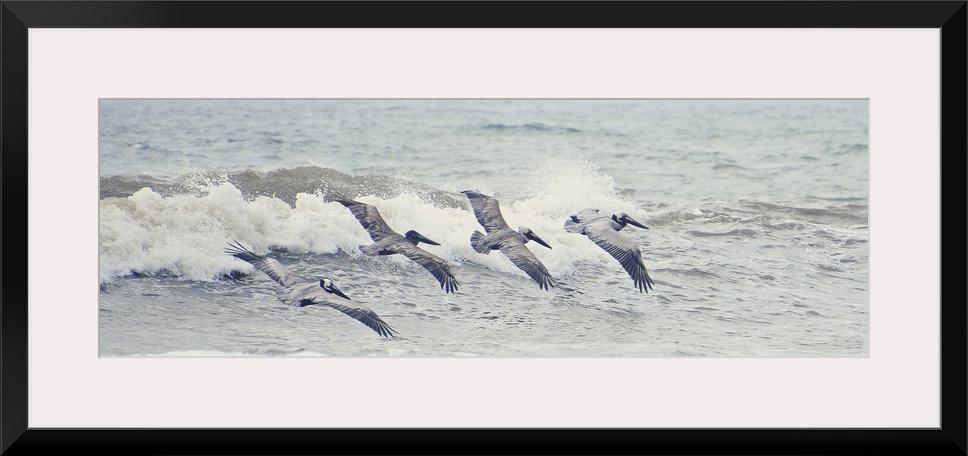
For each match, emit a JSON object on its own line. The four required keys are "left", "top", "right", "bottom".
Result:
{"left": 98, "top": 99, "right": 869, "bottom": 357}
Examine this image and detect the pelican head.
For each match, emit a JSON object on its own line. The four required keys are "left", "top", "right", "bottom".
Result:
{"left": 404, "top": 230, "right": 441, "bottom": 246}
{"left": 519, "top": 227, "right": 552, "bottom": 249}
{"left": 319, "top": 278, "right": 350, "bottom": 300}
{"left": 612, "top": 212, "right": 649, "bottom": 230}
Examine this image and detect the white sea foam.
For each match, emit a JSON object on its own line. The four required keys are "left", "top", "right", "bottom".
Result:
{"left": 98, "top": 183, "right": 365, "bottom": 283}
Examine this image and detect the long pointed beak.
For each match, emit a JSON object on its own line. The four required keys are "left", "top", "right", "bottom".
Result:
{"left": 625, "top": 216, "right": 649, "bottom": 230}
{"left": 527, "top": 232, "right": 552, "bottom": 249}
{"left": 410, "top": 231, "right": 441, "bottom": 246}
{"left": 329, "top": 284, "right": 351, "bottom": 300}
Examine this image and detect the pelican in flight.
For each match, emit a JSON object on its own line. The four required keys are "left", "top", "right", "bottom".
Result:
{"left": 225, "top": 241, "right": 396, "bottom": 338}
{"left": 564, "top": 208, "right": 655, "bottom": 293}
{"left": 461, "top": 190, "right": 555, "bottom": 290}
{"left": 330, "top": 194, "right": 459, "bottom": 293}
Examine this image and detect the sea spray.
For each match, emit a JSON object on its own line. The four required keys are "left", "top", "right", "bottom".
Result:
{"left": 99, "top": 183, "right": 363, "bottom": 283}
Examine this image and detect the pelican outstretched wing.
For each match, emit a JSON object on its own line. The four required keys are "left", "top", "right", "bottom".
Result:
{"left": 226, "top": 241, "right": 305, "bottom": 288}
{"left": 320, "top": 300, "right": 396, "bottom": 339}
{"left": 502, "top": 243, "right": 555, "bottom": 291}
{"left": 332, "top": 197, "right": 396, "bottom": 241}
{"left": 461, "top": 190, "right": 511, "bottom": 233}
{"left": 226, "top": 240, "right": 397, "bottom": 339}
{"left": 583, "top": 224, "right": 655, "bottom": 293}
{"left": 397, "top": 244, "right": 460, "bottom": 293}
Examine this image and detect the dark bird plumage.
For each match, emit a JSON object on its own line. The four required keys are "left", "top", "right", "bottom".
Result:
{"left": 225, "top": 241, "right": 396, "bottom": 338}
{"left": 462, "top": 190, "right": 555, "bottom": 290}
{"left": 564, "top": 209, "right": 655, "bottom": 293}
{"left": 329, "top": 194, "right": 460, "bottom": 293}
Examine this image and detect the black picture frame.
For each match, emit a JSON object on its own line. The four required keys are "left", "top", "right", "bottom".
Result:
{"left": 2, "top": 2, "right": 965, "bottom": 455}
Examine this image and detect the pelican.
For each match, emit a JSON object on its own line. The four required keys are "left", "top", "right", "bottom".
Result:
{"left": 330, "top": 194, "right": 459, "bottom": 293}
{"left": 225, "top": 241, "right": 396, "bottom": 338}
{"left": 461, "top": 190, "right": 555, "bottom": 290}
{"left": 564, "top": 208, "right": 655, "bottom": 293}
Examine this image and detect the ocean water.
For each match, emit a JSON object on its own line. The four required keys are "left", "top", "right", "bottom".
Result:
{"left": 98, "top": 99, "right": 869, "bottom": 357}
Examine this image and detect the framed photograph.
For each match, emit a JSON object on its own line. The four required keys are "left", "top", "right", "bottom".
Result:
{"left": 3, "top": 1, "right": 964, "bottom": 454}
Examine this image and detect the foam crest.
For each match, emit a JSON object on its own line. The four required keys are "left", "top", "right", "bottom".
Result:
{"left": 100, "top": 184, "right": 254, "bottom": 283}
{"left": 100, "top": 183, "right": 375, "bottom": 284}
{"left": 514, "top": 155, "right": 629, "bottom": 216}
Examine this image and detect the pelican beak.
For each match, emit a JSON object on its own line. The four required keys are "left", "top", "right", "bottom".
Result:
{"left": 408, "top": 230, "right": 441, "bottom": 246}
{"left": 624, "top": 216, "right": 649, "bottom": 230}
{"left": 527, "top": 231, "right": 552, "bottom": 249}
{"left": 330, "top": 285, "right": 350, "bottom": 300}
{"left": 322, "top": 280, "right": 351, "bottom": 300}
